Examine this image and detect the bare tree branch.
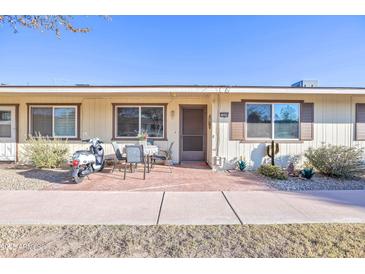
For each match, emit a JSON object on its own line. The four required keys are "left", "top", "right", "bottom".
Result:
{"left": 0, "top": 15, "right": 105, "bottom": 37}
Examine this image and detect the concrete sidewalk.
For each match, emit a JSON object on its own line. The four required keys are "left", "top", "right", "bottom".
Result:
{"left": 0, "top": 190, "right": 364, "bottom": 225}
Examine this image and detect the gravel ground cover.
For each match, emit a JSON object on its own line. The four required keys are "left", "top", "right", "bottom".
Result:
{"left": 260, "top": 173, "right": 365, "bottom": 191}
{"left": 0, "top": 166, "right": 71, "bottom": 190}
{"left": 0, "top": 224, "right": 363, "bottom": 257}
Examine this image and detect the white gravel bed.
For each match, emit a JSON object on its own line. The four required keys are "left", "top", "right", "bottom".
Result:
{"left": 261, "top": 173, "right": 365, "bottom": 191}
{"left": 0, "top": 168, "right": 72, "bottom": 190}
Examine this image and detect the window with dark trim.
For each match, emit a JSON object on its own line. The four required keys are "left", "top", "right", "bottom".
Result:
{"left": 29, "top": 105, "right": 78, "bottom": 138}
{"left": 246, "top": 102, "right": 300, "bottom": 140}
{"left": 115, "top": 105, "right": 165, "bottom": 139}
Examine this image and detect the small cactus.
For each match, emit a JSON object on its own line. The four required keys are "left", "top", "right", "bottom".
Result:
{"left": 266, "top": 140, "right": 279, "bottom": 166}
{"left": 300, "top": 167, "right": 315, "bottom": 179}
{"left": 237, "top": 156, "right": 247, "bottom": 171}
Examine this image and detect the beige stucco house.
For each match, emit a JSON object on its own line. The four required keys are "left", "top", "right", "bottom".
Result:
{"left": 1, "top": 84, "right": 365, "bottom": 170}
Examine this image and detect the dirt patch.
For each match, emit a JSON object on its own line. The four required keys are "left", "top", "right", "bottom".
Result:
{"left": 0, "top": 224, "right": 364, "bottom": 257}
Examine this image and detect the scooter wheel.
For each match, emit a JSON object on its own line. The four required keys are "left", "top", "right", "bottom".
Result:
{"left": 73, "top": 175, "right": 84, "bottom": 184}
{"left": 99, "top": 160, "right": 106, "bottom": 172}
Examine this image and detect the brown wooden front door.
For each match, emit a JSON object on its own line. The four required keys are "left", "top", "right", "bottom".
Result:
{"left": 180, "top": 105, "right": 207, "bottom": 162}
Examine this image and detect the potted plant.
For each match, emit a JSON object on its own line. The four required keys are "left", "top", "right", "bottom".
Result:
{"left": 137, "top": 131, "right": 148, "bottom": 147}
{"left": 161, "top": 142, "right": 174, "bottom": 166}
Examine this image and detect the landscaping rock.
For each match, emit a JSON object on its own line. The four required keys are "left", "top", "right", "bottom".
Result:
{"left": 261, "top": 173, "right": 365, "bottom": 191}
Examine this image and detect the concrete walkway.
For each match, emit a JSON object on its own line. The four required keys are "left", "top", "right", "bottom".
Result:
{"left": 0, "top": 190, "right": 364, "bottom": 225}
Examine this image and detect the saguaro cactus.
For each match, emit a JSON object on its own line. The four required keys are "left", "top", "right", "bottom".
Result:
{"left": 266, "top": 140, "right": 279, "bottom": 166}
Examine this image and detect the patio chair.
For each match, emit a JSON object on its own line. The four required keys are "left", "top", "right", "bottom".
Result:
{"left": 124, "top": 145, "right": 147, "bottom": 180}
{"left": 145, "top": 138, "right": 159, "bottom": 170}
{"left": 111, "top": 141, "right": 126, "bottom": 173}
{"left": 151, "top": 142, "right": 174, "bottom": 168}
{"left": 150, "top": 154, "right": 166, "bottom": 168}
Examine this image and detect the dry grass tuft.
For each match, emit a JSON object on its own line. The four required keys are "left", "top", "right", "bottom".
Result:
{"left": 0, "top": 224, "right": 364, "bottom": 258}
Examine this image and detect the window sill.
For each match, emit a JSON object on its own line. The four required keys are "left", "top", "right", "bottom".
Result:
{"left": 112, "top": 137, "right": 168, "bottom": 141}
{"left": 239, "top": 140, "right": 304, "bottom": 144}
{"left": 62, "top": 138, "right": 81, "bottom": 141}
{"left": 27, "top": 137, "right": 80, "bottom": 141}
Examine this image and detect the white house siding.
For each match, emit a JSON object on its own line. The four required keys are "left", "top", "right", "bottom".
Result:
{"left": 211, "top": 93, "right": 364, "bottom": 169}
{"left": 1, "top": 90, "right": 365, "bottom": 169}
{"left": 0, "top": 93, "right": 212, "bottom": 164}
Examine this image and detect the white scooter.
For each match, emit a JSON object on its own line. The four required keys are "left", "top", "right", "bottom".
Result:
{"left": 71, "top": 138, "right": 105, "bottom": 183}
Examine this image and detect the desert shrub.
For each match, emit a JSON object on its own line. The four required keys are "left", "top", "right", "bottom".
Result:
{"left": 23, "top": 134, "right": 69, "bottom": 168}
{"left": 304, "top": 145, "right": 365, "bottom": 178}
{"left": 300, "top": 167, "right": 315, "bottom": 179}
{"left": 257, "top": 164, "right": 288, "bottom": 180}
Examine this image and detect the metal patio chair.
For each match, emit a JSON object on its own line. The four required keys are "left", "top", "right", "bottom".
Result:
{"left": 111, "top": 141, "right": 126, "bottom": 173}
{"left": 124, "top": 145, "right": 147, "bottom": 180}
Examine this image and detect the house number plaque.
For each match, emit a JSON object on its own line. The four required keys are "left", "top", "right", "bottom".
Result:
{"left": 219, "top": 112, "right": 229, "bottom": 118}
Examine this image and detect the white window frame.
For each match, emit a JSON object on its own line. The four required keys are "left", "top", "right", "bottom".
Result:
{"left": 115, "top": 105, "right": 165, "bottom": 139}
{"left": 29, "top": 105, "right": 78, "bottom": 138}
{"left": 0, "top": 108, "right": 13, "bottom": 139}
{"left": 245, "top": 102, "right": 300, "bottom": 141}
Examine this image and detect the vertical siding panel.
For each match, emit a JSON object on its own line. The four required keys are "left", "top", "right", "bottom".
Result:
{"left": 85, "top": 99, "right": 91, "bottom": 138}
{"left": 341, "top": 97, "right": 346, "bottom": 145}
{"left": 334, "top": 96, "right": 338, "bottom": 145}
{"left": 95, "top": 99, "right": 100, "bottom": 139}
{"left": 87, "top": 99, "right": 93, "bottom": 139}
{"left": 339, "top": 96, "right": 344, "bottom": 144}
{"left": 350, "top": 96, "right": 355, "bottom": 149}
{"left": 82, "top": 99, "right": 89, "bottom": 139}
{"left": 333, "top": 96, "right": 337, "bottom": 145}
{"left": 321, "top": 95, "right": 326, "bottom": 145}
{"left": 100, "top": 99, "right": 105, "bottom": 140}
{"left": 345, "top": 96, "right": 351, "bottom": 146}
{"left": 99, "top": 99, "right": 106, "bottom": 141}
{"left": 327, "top": 95, "right": 333, "bottom": 145}
{"left": 91, "top": 99, "right": 96, "bottom": 137}
{"left": 331, "top": 96, "right": 335, "bottom": 144}
{"left": 332, "top": 96, "right": 337, "bottom": 144}
{"left": 95, "top": 99, "right": 101, "bottom": 139}
{"left": 337, "top": 96, "right": 350, "bottom": 146}
{"left": 319, "top": 95, "right": 323, "bottom": 146}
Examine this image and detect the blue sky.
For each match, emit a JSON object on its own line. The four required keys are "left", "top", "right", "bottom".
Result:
{"left": 1, "top": 16, "right": 365, "bottom": 87}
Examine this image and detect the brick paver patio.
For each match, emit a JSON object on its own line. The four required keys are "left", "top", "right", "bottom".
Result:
{"left": 48, "top": 164, "right": 272, "bottom": 191}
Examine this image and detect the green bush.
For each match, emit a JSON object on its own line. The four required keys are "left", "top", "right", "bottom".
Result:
{"left": 304, "top": 145, "right": 365, "bottom": 178}
{"left": 23, "top": 134, "right": 69, "bottom": 168}
{"left": 257, "top": 164, "right": 288, "bottom": 180}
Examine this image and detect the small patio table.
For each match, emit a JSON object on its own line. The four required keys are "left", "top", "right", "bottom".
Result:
{"left": 143, "top": 144, "right": 159, "bottom": 172}
{"left": 120, "top": 143, "right": 159, "bottom": 173}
